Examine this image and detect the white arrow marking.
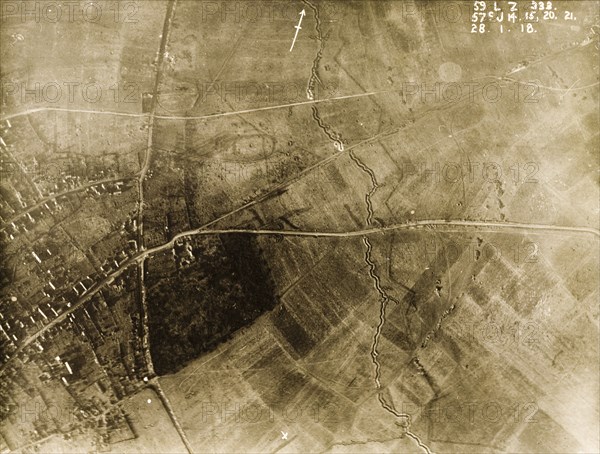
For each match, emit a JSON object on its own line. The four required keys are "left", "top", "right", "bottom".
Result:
{"left": 289, "top": 9, "right": 306, "bottom": 52}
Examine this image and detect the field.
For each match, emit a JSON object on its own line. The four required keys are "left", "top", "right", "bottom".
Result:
{"left": 0, "top": 1, "right": 598, "bottom": 453}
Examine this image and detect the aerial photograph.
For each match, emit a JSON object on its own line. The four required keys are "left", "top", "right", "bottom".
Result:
{"left": 0, "top": 0, "right": 598, "bottom": 453}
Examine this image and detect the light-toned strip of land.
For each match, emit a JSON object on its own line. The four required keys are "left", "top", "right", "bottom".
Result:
{"left": 0, "top": 90, "right": 391, "bottom": 122}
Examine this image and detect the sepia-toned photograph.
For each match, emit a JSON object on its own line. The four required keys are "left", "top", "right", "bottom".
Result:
{"left": 0, "top": 1, "right": 598, "bottom": 452}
